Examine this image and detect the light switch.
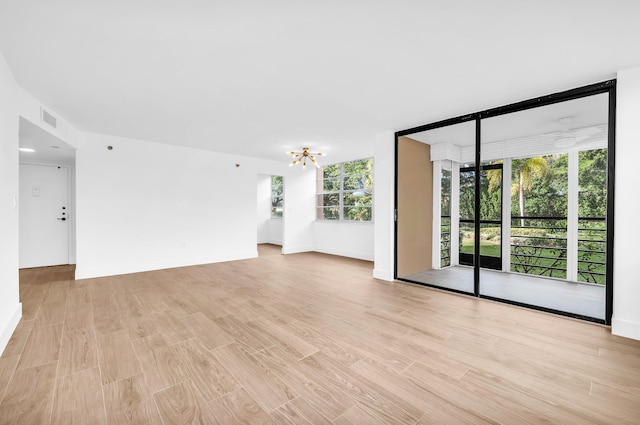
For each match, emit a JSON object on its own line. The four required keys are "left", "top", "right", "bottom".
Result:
{"left": 32, "top": 185, "right": 40, "bottom": 197}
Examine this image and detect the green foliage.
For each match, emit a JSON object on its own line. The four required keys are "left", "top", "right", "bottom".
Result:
{"left": 511, "top": 157, "right": 551, "bottom": 194}
{"left": 454, "top": 151, "right": 607, "bottom": 284}
{"left": 576, "top": 149, "right": 607, "bottom": 284}
{"left": 479, "top": 226, "right": 501, "bottom": 241}
{"left": 518, "top": 155, "right": 567, "bottom": 217}
{"left": 319, "top": 158, "right": 373, "bottom": 221}
{"left": 441, "top": 168, "right": 451, "bottom": 216}
{"left": 271, "top": 175, "right": 283, "bottom": 218}
{"left": 318, "top": 207, "right": 339, "bottom": 220}
{"left": 459, "top": 169, "right": 475, "bottom": 220}
{"left": 322, "top": 164, "right": 340, "bottom": 179}
{"left": 578, "top": 148, "right": 607, "bottom": 217}
{"left": 459, "top": 165, "right": 502, "bottom": 221}
{"left": 511, "top": 155, "right": 560, "bottom": 217}
{"left": 343, "top": 158, "right": 373, "bottom": 221}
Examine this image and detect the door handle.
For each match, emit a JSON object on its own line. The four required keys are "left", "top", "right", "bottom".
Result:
{"left": 57, "top": 217, "right": 66, "bottom": 221}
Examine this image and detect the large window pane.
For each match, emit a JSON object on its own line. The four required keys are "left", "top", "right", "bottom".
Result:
{"left": 323, "top": 178, "right": 340, "bottom": 192}
{"left": 480, "top": 91, "right": 609, "bottom": 321}
{"left": 317, "top": 158, "right": 374, "bottom": 221}
{"left": 343, "top": 191, "right": 372, "bottom": 206}
{"left": 510, "top": 154, "right": 567, "bottom": 279}
{"left": 441, "top": 166, "right": 452, "bottom": 267}
{"left": 343, "top": 207, "right": 371, "bottom": 221}
{"left": 271, "top": 175, "right": 283, "bottom": 218}
{"left": 318, "top": 193, "right": 340, "bottom": 207}
{"left": 459, "top": 168, "right": 475, "bottom": 221}
{"left": 317, "top": 207, "right": 339, "bottom": 220}
{"left": 323, "top": 164, "right": 340, "bottom": 179}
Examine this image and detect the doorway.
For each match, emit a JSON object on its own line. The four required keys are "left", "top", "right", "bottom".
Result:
{"left": 18, "top": 117, "right": 76, "bottom": 268}
{"left": 458, "top": 163, "right": 503, "bottom": 270}
{"left": 257, "top": 174, "right": 284, "bottom": 252}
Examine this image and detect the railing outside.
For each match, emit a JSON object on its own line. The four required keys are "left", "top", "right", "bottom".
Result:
{"left": 440, "top": 215, "right": 605, "bottom": 285}
{"left": 510, "top": 216, "right": 605, "bottom": 284}
{"left": 577, "top": 217, "right": 606, "bottom": 284}
{"left": 441, "top": 216, "right": 451, "bottom": 267}
{"left": 510, "top": 216, "right": 568, "bottom": 279}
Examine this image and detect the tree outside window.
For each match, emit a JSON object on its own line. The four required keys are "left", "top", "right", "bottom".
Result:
{"left": 271, "top": 175, "right": 283, "bottom": 218}
{"left": 317, "top": 158, "right": 373, "bottom": 221}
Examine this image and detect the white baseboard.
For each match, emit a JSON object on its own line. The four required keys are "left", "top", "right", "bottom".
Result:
{"left": 612, "top": 317, "right": 640, "bottom": 341}
{"left": 75, "top": 250, "right": 258, "bottom": 280}
{"left": 0, "top": 303, "right": 22, "bottom": 355}
{"left": 282, "top": 245, "right": 313, "bottom": 255}
{"left": 373, "top": 268, "right": 393, "bottom": 281}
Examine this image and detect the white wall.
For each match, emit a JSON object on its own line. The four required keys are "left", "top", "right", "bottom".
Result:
{"left": 282, "top": 168, "right": 315, "bottom": 254}
{"left": 373, "top": 131, "right": 395, "bottom": 280}
{"left": 257, "top": 174, "right": 271, "bottom": 243}
{"left": 0, "top": 51, "right": 20, "bottom": 354}
{"left": 612, "top": 66, "right": 640, "bottom": 340}
{"left": 313, "top": 221, "right": 374, "bottom": 261}
{"left": 268, "top": 219, "right": 283, "bottom": 246}
{"left": 75, "top": 132, "right": 300, "bottom": 279}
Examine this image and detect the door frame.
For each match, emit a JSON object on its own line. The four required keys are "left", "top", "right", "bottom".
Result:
{"left": 458, "top": 163, "right": 503, "bottom": 271}
{"left": 19, "top": 161, "right": 73, "bottom": 267}
{"left": 394, "top": 79, "right": 616, "bottom": 325}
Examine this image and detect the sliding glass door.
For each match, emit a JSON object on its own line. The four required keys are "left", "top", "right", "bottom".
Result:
{"left": 479, "top": 92, "right": 610, "bottom": 321}
{"left": 395, "top": 80, "right": 615, "bottom": 324}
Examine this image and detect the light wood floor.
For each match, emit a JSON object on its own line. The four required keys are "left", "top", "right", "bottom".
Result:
{"left": 1, "top": 244, "right": 639, "bottom": 424}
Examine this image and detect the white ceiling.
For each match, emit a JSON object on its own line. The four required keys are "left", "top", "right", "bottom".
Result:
{"left": 18, "top": 117, "right": 76, "bottom": 163}
{"left": 408, "top": 92, "right": 609, "bottom": 146}
{"left": 1, "top": 0, "right": 639, "bottom": 163}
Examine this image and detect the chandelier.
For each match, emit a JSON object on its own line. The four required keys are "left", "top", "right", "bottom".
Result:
{"left": 287, "top": 147, "right": 325, "bottom": 169}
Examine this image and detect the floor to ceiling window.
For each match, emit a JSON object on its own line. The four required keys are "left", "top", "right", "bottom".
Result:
{"left": 395, "top": 81, "right": 615, "bottom": 323}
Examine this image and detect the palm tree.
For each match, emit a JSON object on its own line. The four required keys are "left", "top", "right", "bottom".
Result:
{"left": 511, "top": 157, "right": 550, "bottom": 226}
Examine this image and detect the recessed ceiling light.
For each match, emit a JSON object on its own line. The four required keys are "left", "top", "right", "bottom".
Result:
{"left": 19, "top": 148, "right": 35, "bottom": 153}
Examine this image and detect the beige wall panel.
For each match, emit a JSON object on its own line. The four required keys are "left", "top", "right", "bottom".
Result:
{"left": 397, "top": 136, "right": 433, "bottom": 276}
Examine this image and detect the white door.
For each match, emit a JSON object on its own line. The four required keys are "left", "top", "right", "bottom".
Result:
{"left": 19, "top": 164, "right": 69, "bottom": 268}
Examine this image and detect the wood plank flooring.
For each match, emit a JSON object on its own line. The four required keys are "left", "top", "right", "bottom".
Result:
{"left": 1, "top": 243, "right": 639, "bottom": 424}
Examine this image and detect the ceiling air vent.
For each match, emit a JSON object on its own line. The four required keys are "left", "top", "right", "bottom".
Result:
{"left": 41, "top": 107, "right": 57, "bottom": 129}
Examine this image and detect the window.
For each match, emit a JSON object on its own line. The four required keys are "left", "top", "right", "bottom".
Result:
{"left": 441, "top": 165, "right": 452, "bottom": 267}
{"left": 317, "top": 158, "right": 373, "bottom": 221}
{"left": 271, "top": 175, "right": 283, "bottom": 218}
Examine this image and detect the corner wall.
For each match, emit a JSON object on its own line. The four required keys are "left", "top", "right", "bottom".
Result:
{"left": 0, "top": 50, "right": 20, "bottom": 354}
{"left": 612, "top": 66, "right": 640, "bottom": 340}
{"left": 373, "top": 131, "right": 395, "bottom": 280}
